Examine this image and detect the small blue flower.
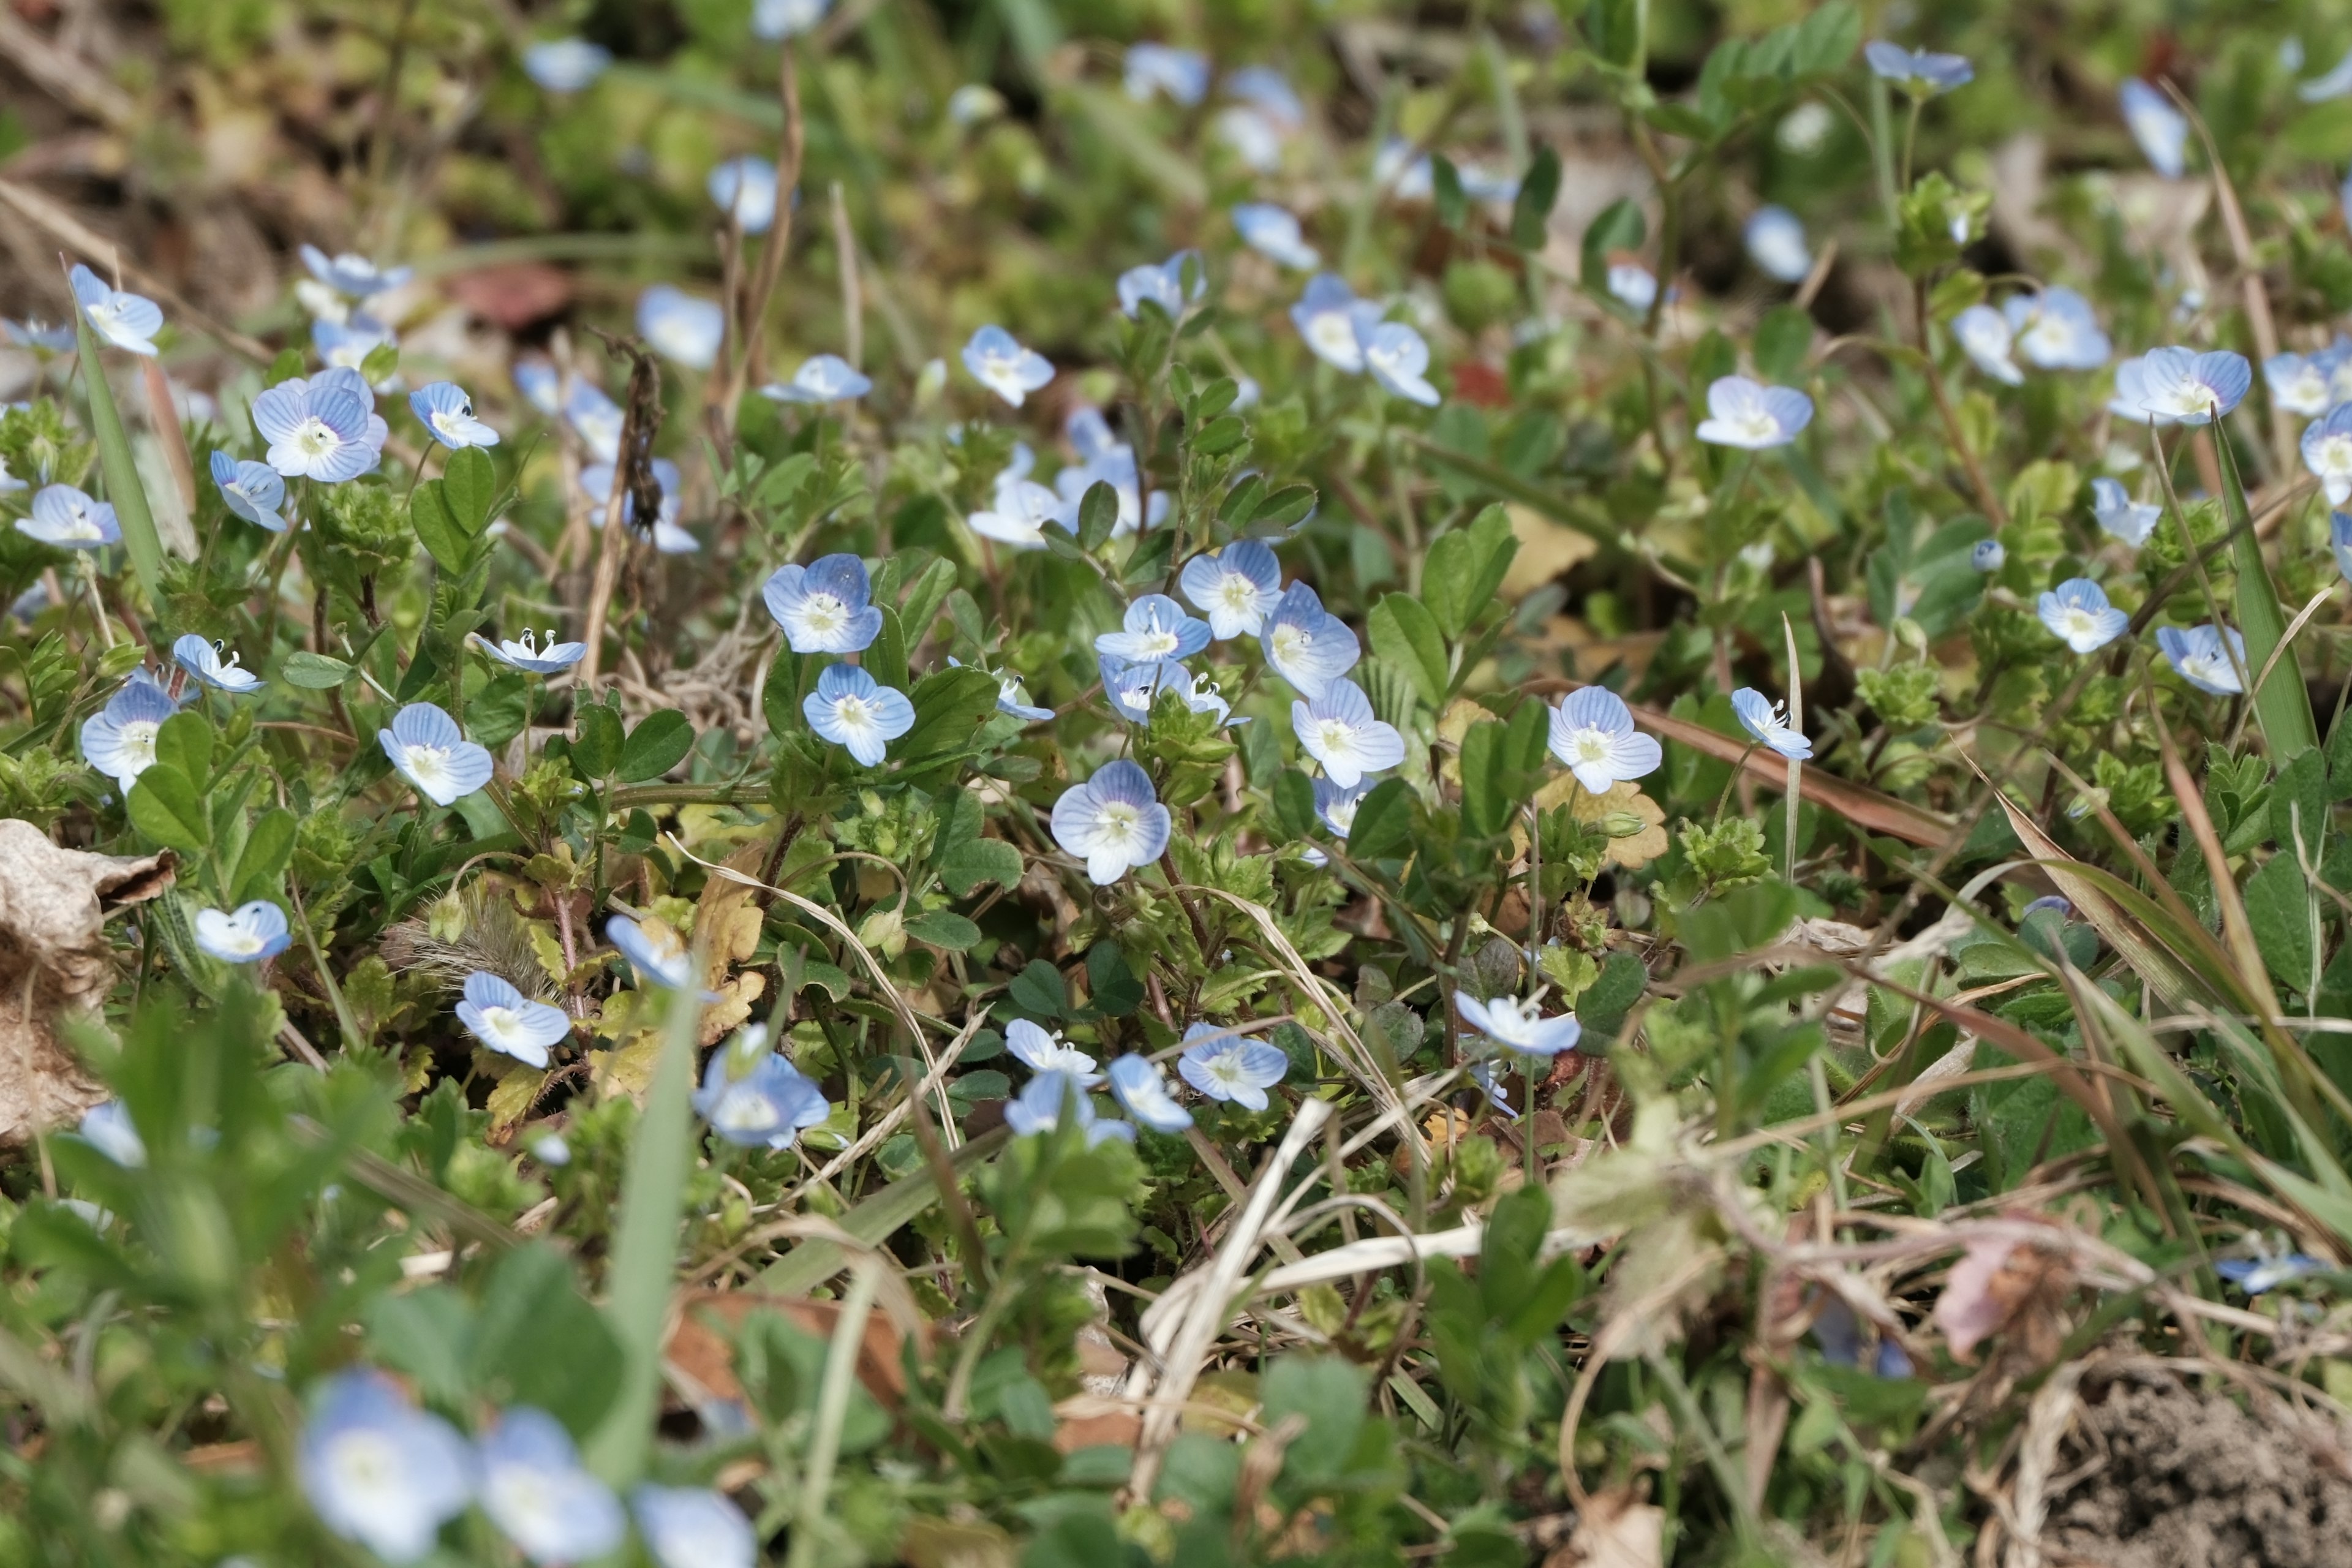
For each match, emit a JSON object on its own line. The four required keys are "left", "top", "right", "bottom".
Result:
{"left": 67, "top": 263, "right": 162, "bottom": 355}
{"left": 297, "top": 1370, "right": 473, "bottom": 1564}
{"left": 2120, "top": 79, "right": 2188, "bottom": 178}
{"left": 2300, "top": 48, "right": 2352, "bottom": 103}
{"left": 253, "top": 368, "right": 387, "bottom": 482}
{"left": 762, "top": 354, "right": 871, "bottom": 404}
{"left": 764, "top": 554, "right": 883, "bottom": 652}
{"left": 1467, "top": 1060, "right": 1517, "bottom": 1118}
{"left": 379, "top": 702, "right": 494, "bottom": 807}
{"left": 1217, "top": 110, "right": 1286, "bottom": 171}
{"left": 2109, "top": 347, "right": 2252, "bottom": 426}
{"left": 1107, "top": 1055, "right": 1193, "bottom": 1133}
{"left": 1261, "top": 581, "right": 1361, "bottom": 699}
{"left": 1548, "top": 687, "right": 1661, "bottom": 795}
{"left": 1744, "top": 206, "right": 1814, "bottom": 284}
{"left": 1294, "top": 679, "right": 1405, "bottom": 788}
{"left": 2264, "top": 350, "right": 2338, "bottom": 418}
{"left": 1051, "top": 760, "right": 1172, "bottom": 885}
{"left": 475, "top": 628, "right": 587, "bottom": 675}
{"left": 2157, "top": 624, "right": 2247, "bottom": 696}
{"left": 708, "top": 154, "right": 780, "bottom": 233}
{"left": 961, "top": 325, "right": 1055, "bottom": 407}
{"left": 1972, "top": 538, "right": 2005, "bottom": 572}
{"left": 194, "top": 902, "right": 292, "bottom": 963}
{"left": 1455, "top": 992, "right": 1582, "bottom": 1056}
{"left": 1052, "top": 440, "right": 1163, "bottom": 536}
{"left": 804, "top": 663, "right": 916, "bottom": 767}
{"left": 208, "top": 450, "right": 287, "bottom": 532}
{"left": 1227, "top": 66, "right": 1305, "bottom": 129}
{"left": 753, "top": 0, "right": 832, "bottom": 40}
{"left": 567, "top": 380, "right": 625, "bottom": 462}
{"left": 79, "top": 671, "right": 178, "bottom": 788}
{"left": 1006, "top": 1019, "right": 1103, "bottom": 1084}
{"left": 2037, "top": 579, "right": 2128, "bottom": 654}
{"left": 409, "top": 382, "right": 500, "bottom": 450}
{"left": 1953, "top": 305, "right": 2022, "bottom": 385}
{"left": 2214, "top": 1251, "right": 2331, "bottom": 1294}
{"left": 456, "top": 971, "right": 573, "bottom": 1068}
{"left": 1732, "top": 687, "right": 1811, "bottom": 760}
{"left": 1099, "top": 653, "right": 1183, "bottom": 724}
{"left": 18, "top": 483, "right": 119, "bottom": 549}
{"left": 4, "top": 317, "right": 77, "bottom": 352}
{"left": 2090, "top": 478, "right": 2161, "bottom": 546}
{"left": 2303, "top": 402, "right": 2352, "bottom": 505}
{"left": 173, "top": 634, "right": 263, "bottom": 695}
{"left": 298, "top": 246, "right": 412, "bottom": 298}
{"left": 1290, "top": 274, "right": 1382, "bottom": 372}
{"left": 477, "top": 1407, "right": 627, "bottom": 1566}
{"left": 1695, "top": 375, "right": 1814, "bottom": 449}
{"left": 522, "top": 37, "right": 611, "bottom": 92}
{"left": 1005, "top": 1070, "right": 1135, "bottom": 1145}
{"left": 638, "top": 286, "right": 725, "bottom": 371}
{"left": 1363, "top": 322, "right": 1442, "bottom": 407}
{"left": 1096, "top": 594, "right": 1212, "bottom": 662}
{"left": 1123, "top": 42, "right": 1210, "bottom": 107}
{"left": 968, "top": 478, "right": 1068, "bottom": 550}
{"left": 1177, "top": 1023, "right": 1289, "bottom": 1109}
{"left": 313, "top": 314, "right": 398, "bottom": 384}
{"left": 2003, "top": 288, "right": 2111, "bottom": 371}
{"left": 2331, "top": 512, "right": 2352, "bottom": 584}
{"left": 513, "top": 356, "right": 560, "bottom": 415}
{"left": 1605, "top": 263, "right": 1659, "bottom": 312}
{"left": 1233, "top": 204, "right": 1321, "bottom": 270}
{"left": 607, "top": 914, "right": 701, "bottom": 992}
{"left": 1313, "top": 777, "right": 1367, "bottom": 842}
{"left": 77, "top": 1101, "right": 145, "bottom": 1167}
{"left": 1180, "top": 541, "right": 1284, "bottom": 639}
{"left": 581, "top": 458, "right": 694, "bottom": 553}
{"left": 632, "top": 1485, "right": 758, "bottom": 1568}
{"left": 1118, "top": 252, "right": 1204, "bottom": 320}
{"left": 992, "top": 672, "right": 1054, "bottom": 722}
{"left": 1864, "top": 40, "right": 1974, "bottom": 96}
{"left": 530, "top": 1133, "right": 571, "bottom": 1166}
{"left": 693, "top": 1036, "right": 832, "bottom": 1149}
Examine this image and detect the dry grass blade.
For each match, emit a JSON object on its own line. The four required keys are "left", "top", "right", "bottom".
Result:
{"left": 2147, "top": 701, "right": 2272, "bottom": 1012}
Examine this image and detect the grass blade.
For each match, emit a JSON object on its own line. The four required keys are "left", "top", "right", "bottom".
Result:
{"left": 760, "top": 1128, "right": 1009, "bottom": 1297}
{"left": 2217, "top": 433, "right": 2318, "bottom": 758}
{"left": 69, "top": 277, "right": 164, "bottom": 600}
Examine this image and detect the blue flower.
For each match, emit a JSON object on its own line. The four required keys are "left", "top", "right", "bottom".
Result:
{"left": 456, "top": 971, "right": 572, "bottom": 1068}
{"left": 1096, "top": 594, "right": 1212, "bottom": 662}
{"left": 1694, "top": 375, "right": 1814, "bottom": 449}
{"left": 693, "top": 1036, "right": 832, "bottom": 1148}
{"left": 961, "top": 325, "right": 1054, "bottom": 407}
{"left": 1261, "top": 581, "right": 1360, "bottom": 699}
{"left": 762, "top": 354, "right": 871, "bottom": 404}
{"left": 194, "top": 901, "right": 289, "bottom": 966}
{"left": 4, "top": 317, "right": 76, "bottom": 352}
{"left": 79, "top": 671, "right": 178, "bottom": 788}
{"left": 1732, "top": 687, "right": 1811, "bottom": 760}
{"left": 1006, "top": 1019, "right": 1103, "bottom": 1084}
{"left": 522, "top": 37, "right": 611, "bottom": 92}
{"left": 313, "top": 314, "right": 398, "bottom": 384}
{"left": 947, "top": 84, "right": 1005, "bottom": 127}
{"left": 18, "top": 483, "right": 119, "bottom": 548}
{"left": 638, "top": 286, "right": 725, "bottom": 370}
{"left": 1864, "top": 40, "right": 1974, "bottom": 96}
{"left": 77, "top": 1101, "right": 145, "bottom": 1167}
{"left": 2303, "top": 402, "right": 2352, "bottom": 505}
{"left": 1293, "top": 679, "right": 1405, "bottom": 788}
{"left": 513, "top": 356, "right": 560, "bottom": 415}
{"left": 477, "top": 1407, "right": 626, "bottom": 1566}
{"left": 1051, "top": 760, "right": 1172, "bottom": 884}
{"left": 632, "top": 1485, "right": 758, "bottom": 1568}
{"left": 1233, "top": 203, "right": 1321, "bottom": 270}
{"left": 2108, "top": 347, "right": 2252, "bottom": 426}
{"left": 804, "top": 663, "right": 916, "bottom": 766}
{"left": 2157, "top": 624, "right": 2247, "bottom": 696}
{"left": 2332, "top": 513, "right": 2352, "bottom": 584}
{"left": 2264, "top": 350, "right": 2339, "bottom": 418}
{"left": 67, "top": 263, "right": 162, "bottom": 355}
{"left": 968, "top": 479, "right": 1068, "bottom": 551}
{"left": 530, "top": 1133, "right": 571, "bottom": 1166}
{"left": 1227, "top": 65, "right": 1305, "bottom": 129}
{"left": 567, "top": 380, "right": 625, "bottom": 462}
{"left": 1123, "top": 43, "right": 1210, "bottom": 107}
{"left": 1467, "top": 1061, "right": 1516, "bottom": 1118}
{"left": 1455, "top": 992, "right": 1581, "bottom": 1056}
{"left": 708, "top": 155, "right": 780, "bottom": 233}
{"left": 1972, "top": 538, "right": 2005, "bottom": 572}
{"left": 2090, "top": 478, "right": 2161, "bottom": 546}
{"left": 1744, "top": 206, "right": 1814, "bottom": 284}
{"left": 1548, "top": 687, "right": 1660, "bottom": 794}
{"left": 1099, "top": 653, "right": 1185, "bottom": 724}
{"left": 1313, "top": 777, "right": 1368, "bottom": 842}
{"left": 581, "top": 458, "right": 695, "bottom": 554}
{"left": 1052, "top": 437, "right": 1164, "bottom": 536}
{"left": 409, "top": 381, "right": 500, "bottom": 449}
{"left": 1216, "top": 107, "right": 1284, "bottom": 170}
{"left": 1118, "top": 252, "right": 1204, "bottom": 320}
{"left": 253, "top": 368, "right": 387, "bottom": 482}
{"left": 607, "top": 914, "right": 701, "bottom": 992}
{"left": 2037, "top": 579, "right": 2128, "bottom": 654}
{"left": 173, "top": 634, "right": 263, "bottom": 694}
{"left": 992, "top": 672, "right": 1054, "bottom": 722}
{"left": 475, "top": 628, "right": 587, "bottom": 675}
{"left": 208, "top": 450, "right": 287, "bottom": 532}
{"left": 1180, "top": 541, "right": 1284, "bottom": 639}
{"left": 1290, "top": 274, "right": 1382, "bottom": 372}
{"left": 1605, "top": 263, "right": 1659, "bottom": 312}
{"left": 1107, "top": 1055, "right": 1193, "bottom": 1133}
{"left": 1177, "top": 1023, "right": 1289, "bottom": 1109}
{"left": 1953, "top": 305, "right": 2022, "bottom": 385}
{"left": 297, "top": 1370, "right": 473, "bottom": 1564}
{"left": 379, "top": 702, "right": 494, "bottom": 807}
{"left": 2214, "top": 1251, "right": 2331, "bottom": 1294}
{"left": 2299, "top": 48, "right": 2352, "bottom": 102}
{"left": 1005, "top": 1070, "right": 1135, "bottom": 1145}
{"left": 1363, "top": 322, "right": 1441, "bottom": 407}
{"left": 2120, "top": 79, "right": 2188, "bottom": 178}
{"left": 298, "top": 246, "right": 412, "bottom": 298}
{"left": 763, "top": 554, "right": 883, "bottom": 653}
{"left": 753, "top": 0, "right": 830, "bottom": 38}
{"left": 2003, "top": 288, "right": 2110, "bottom": 371}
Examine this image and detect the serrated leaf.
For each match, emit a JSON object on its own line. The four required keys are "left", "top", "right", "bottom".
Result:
{"left": 281, "top": 651, "right": 354, "bottom": 690}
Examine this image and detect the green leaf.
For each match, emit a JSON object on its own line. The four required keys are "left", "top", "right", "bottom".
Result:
{"left": 1260, "top": 1356, "right": 1368, "bottom": 1487}
{"left": 1368, "top": 594, "right": 1449, "bottom": 708}
{"left": 1077, "top": 480, "right": 1120, "bottom": 551}
{"left": 359, "top": 341, "right": 401, "bottom": 388}
{"left": 2219, "top": 442, "right": 2320, "bottom": 758}
{"left": 1348, "top": 777, "right": 1415, "bottom": 860}
{"left": 1082, "top": 941, "right": 1143, "bottom": 1018}
{"left": 1789, "top": 0, "right": 1860, "bottom": 74}
{"left": 904, "top": 910, "right": 984, "bottom": 951}
{"left": 153, "top": 710, "right": 213, "bottom": 786}
{"left": 1431, "top": 154, "right": 1468, "bottom": 230}
{"left": 470, "top": 1244, "right": 623, "bottom": 1439}
{"left": 1580, "top": 198, "right": 1648, "bottom": 295}
{"left": 1009, "top": 959, "right": 1066, "bottom": 1019}
{"left": 470, "top": 674, "right": 529, "bottom": 752}
{"left": 1422, "top": 505, "right": 1518, "bottom": 639}
{"left": 1584, "top": 0, "right": 1646, "bottom": 70}
{"left": 1193, "top": 416, "right": 1248, "bottom": 458}
{"left": 940, "top": 836, "right": 1023, "bottom": 898}
{"left": 70, "top": 303, "right": 164, "bottom": 597}
{"left": 410, "top": 480, "right": 472, "bottom": 573}
{"left": 899, "top": 556, "right": 959, "bottom": 641}
{"left": 1509, "top": 145, "right": 1562, "bottom": 251}
{"left": 1272, "top": 767, "right": 1318, "bottom": 842}
{"left": 2245, "top": 852, "right": 2317, "bottom": 997}
{"left": 616, "top": 711, "right": 695, "bottom": 783}
{"left": 1752, "top": 304, "right": 1815, "bottom": 382}
{"left": 867, "top": 606, "right": 910, "bottom": 693}
{"left": 896, "top": 666, "right": 1001, "bottom": 767}
{"left": 441, "top": 447, "right": 497, "bottom": 533}
{"left": 573, "top": 701, "right": 624, "bottom": 779}
{"left": 281, "top": 651, "right": 354, "bottom": 690}
{"left": 127, "top": 764, "right": 209, "bottom": 853}
{"left": 233, "top": 808, "right": 298, "bottom": 904}
{"left": 1458, "top": 702, "right": 1549, "bottom": 839}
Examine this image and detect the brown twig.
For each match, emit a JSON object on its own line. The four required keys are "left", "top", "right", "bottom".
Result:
{"left": 710, "top": 41, "right": 806, "bottom": 447}
{"left": 579, "top": 331, "right": 663, "bottom": 689}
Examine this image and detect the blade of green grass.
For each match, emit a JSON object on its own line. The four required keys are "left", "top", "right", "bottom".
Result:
{"left": 2217, "top": 434, "right": 2318, "bottom": 758}
{"left": 760, "top": 1128, "right": 1009, "bottom": 1297}
{"left": 69, "top": 289, "right": 164, "bottom": 599}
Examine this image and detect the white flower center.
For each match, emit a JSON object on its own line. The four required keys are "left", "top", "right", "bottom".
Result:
{"left": 1572, "top": 732, "right": 1610, "bottom": 766}
{"left": 293, "top": 418, "right": 341, "bottom": 458}
{"left": 480, "top": 1005, "right": 524, "bottom": 1042}
{"left": 2320, "top": 436, "right": 2352, "bottom": 473}
{"left": 432, "top": 410, "right": 467, "bottom": 440}
{"left": 326, "top": 1430, "right": 402, "bottom": 1499}
{"left": 1205, "top": 1054, "right": 1246, "bottom": 1090}
{"left": 2060, "top": 608, "right": 2100, "bottom": 641}
{"left": 1095, "top": 802, "right": 1141, "bottom": 845}
{"left": 1726, "top": 408, "right": 1781, "bottom": 443}
{"left": 832, "top": 694, "right": 877, "bottom": 733}
{"left": 1307, "top": 312, "right": 1358, "bottom": 361}
{"left": 60, "top": 507, "right": 103, "bottom": 541}
{"left": 117, "top": 720, "right": 159, "bottom": 773}
{"left": 402, "top": 744, "right": 454, "bottom": 790}
{"left": 2155, "top": 380, "right": 2217, "bottom": 418}
{"left": 798, "top": 594, "right": 847, "bottom": 636}
{"left": 1325, "top": 799, "right": 1358, "bottom": 834}
{"left": 1315, "top": 719, "right": 1355, "bottom": 756}
{"left": 1133, "top": 628, "right": 1180, "bottom": 657}
{"left": 714, "top": 1088, "right": 782, "bottom": 1135}
{"left": 1270, "top": 623, "right": 1308, "bottom": 665}
{"left": 1216, "top": 578, "right": 1258, "bottom": 613}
